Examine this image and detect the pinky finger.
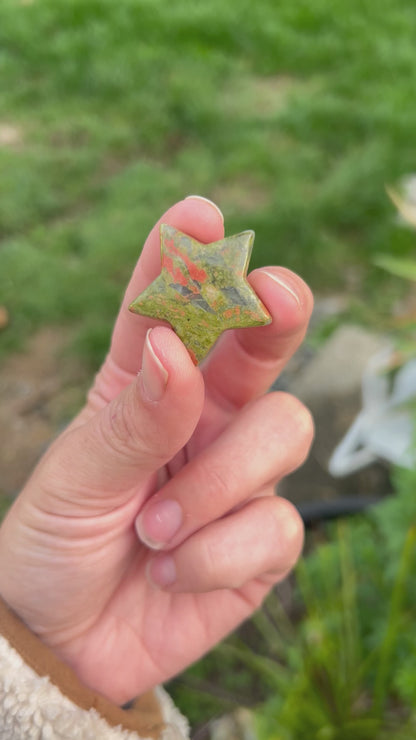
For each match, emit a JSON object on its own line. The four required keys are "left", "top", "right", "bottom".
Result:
{"left": 146, "top": 496, "right": 304, "bottom": 593}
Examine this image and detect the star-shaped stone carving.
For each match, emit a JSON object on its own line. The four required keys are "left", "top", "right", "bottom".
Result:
{"left": 129, "top": 224, "right": 271, "bottom": 363}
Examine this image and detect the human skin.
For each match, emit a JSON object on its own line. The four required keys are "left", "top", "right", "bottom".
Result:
{"left": 0, "top": 197, "right": 314, "bottom": 706}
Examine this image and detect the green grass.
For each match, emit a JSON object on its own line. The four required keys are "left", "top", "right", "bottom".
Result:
{"left": 169, "top": 467, "right": 416, "bottom": 738}
{"left": 252, "top": 468, "right": 416, "bottom": 739}
{"left": 1, "top": 0, "right": 416, "bottom": 366}
{"left": 3, "top": 3, "right": 416, "bottom": 734}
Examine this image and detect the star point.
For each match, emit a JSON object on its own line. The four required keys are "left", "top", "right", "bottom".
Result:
{"left": 129, "top": 224, "right": 271, "bottom": 363}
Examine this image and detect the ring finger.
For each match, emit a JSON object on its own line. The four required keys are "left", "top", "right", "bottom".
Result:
{"left": 135, "top": 391, "right": 314, "bottom": 551}
{"left": 146, "top": 494, "right": 304, "bottom": 593}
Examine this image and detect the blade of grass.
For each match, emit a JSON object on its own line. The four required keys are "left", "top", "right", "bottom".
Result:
{"left": 374, "top": 256, "right": 416, "bottom": 282}
{"left": 338, "top": 521, "right": 362, "bottom": 707}
{"left": 373, "top": 525, "right": 416, "bottom": 718}
{"left": 251, "top": 608, "right": 287, "bottom": 657}
{"left": 219, "top": 641, "right": 290, "bottom": 692}
{"left": 264, "top": 589, "right": 297, "bottom": 642}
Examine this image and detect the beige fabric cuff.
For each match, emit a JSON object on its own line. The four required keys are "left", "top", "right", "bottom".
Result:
{"left": 0, "top": 597, "right": 189, "bottom": 739}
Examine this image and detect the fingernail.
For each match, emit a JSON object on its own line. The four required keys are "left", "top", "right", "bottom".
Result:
{"left": 135, "top": 499, "right": 183, "bottom": 549}
{"left": 146, "top": 554, "right": 177, "bottom": 588}
{"left": 262, "top": 270, "right": 302, "bottom": 308}
{"left": 141, "top": 329, "right": 168, "bottom": 402}
{"left": 185, "top": 195, "right": 224, "bottom": 223}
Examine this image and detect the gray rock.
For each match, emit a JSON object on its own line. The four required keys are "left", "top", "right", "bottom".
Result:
{"left": 277, "top": 324, "right": 391, "bottom": 507}
{"left": 293, "top": 325, "right": 386, "bottom": 405}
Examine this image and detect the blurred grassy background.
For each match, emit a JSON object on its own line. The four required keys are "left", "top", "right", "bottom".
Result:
{"left": 2, "top": 0, "right": 416, "bottom": 369}
{"left": 3, "top": 2, "right": 416, "bottom": 736}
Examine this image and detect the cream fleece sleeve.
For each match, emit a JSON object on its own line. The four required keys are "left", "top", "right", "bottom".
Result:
{"left": 0, "top": 598, "right": 189, "bottom": 740}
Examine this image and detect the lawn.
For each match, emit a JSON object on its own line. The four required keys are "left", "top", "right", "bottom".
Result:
{"left": 2, "top": 0, "right": 416, "bottom": 367}
{"left": 2, "top": 1, "right": 416, "bottom": 737}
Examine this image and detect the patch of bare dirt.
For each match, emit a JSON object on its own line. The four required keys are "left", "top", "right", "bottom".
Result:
{"left": 0, "top": 123, "right": 22, "bottom": 149}
{"left": 0, "top": 308, "right": 9, "bottom": 330}
{"left": 221, "top": 73, "right": 294, "bottom": 119}
{"left": 0, "top": 328, "right": 89, "bottom": 496}
{"left": 212, "top": 178, "right": 271, "bottom": 214}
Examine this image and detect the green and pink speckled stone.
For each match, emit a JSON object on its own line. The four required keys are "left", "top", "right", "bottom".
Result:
{"left": 129, "top": 224, "right": 271, "bottom": 364}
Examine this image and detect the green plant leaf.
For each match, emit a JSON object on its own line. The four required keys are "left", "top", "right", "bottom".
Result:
{"left": 374, "top": 255, "right": 416, "bottom": 282}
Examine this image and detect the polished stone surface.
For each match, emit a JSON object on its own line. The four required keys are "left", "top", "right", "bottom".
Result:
{"left": 129, "top": 224, "right": 271, "bottom": 363}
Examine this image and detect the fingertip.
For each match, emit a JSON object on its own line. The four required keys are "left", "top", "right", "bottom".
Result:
{"left": 148, "top": 326, "right": 200, "bottom": 378}
{"left": 250, "top": 267, "right": 313, "bottom": 317}
{"left": 247, "top": 267, "right": 313, "bottom": 340}
{"left": 175, "top": 195, "right": 225, "bottom": 243}
{"left": 146, "top": 554, "right": 177, "bottom": 589}
{"left": 185, "top": 195, "right": 224, "bottom": 224}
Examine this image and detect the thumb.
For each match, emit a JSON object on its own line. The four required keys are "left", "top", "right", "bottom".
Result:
{"left": 47, "top": 328, "right": 204, "bottom": 503}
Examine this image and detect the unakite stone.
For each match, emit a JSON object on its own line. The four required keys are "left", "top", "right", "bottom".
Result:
{"left": 129, "top": 224, "right": 271, "bottom": 364}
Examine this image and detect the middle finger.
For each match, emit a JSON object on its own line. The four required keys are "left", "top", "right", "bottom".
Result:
{"left": 135, "top": 391, "right": 314, "bottom": 551}
{"left": 202, "top": 266, "right": 314, "bottom": 410}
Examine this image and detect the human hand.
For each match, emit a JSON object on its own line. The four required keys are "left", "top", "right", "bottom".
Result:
{"left": 0, "top": 197, "right": 314, "bottom": 706}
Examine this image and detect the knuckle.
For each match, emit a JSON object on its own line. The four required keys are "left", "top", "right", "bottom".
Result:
{"left": 198, "top": 537, "right": 221, "bottom": 583}
{"left": 198, "top": 534, "right": 243, "bottom": 590}
{"left": 98, "top": 395, "right": 151, "bottom": 463}
{"left": 268, "top": 497, "right": 305, "bottom": 575}
{"left": 272, "top": 498, "right": 305, "bottom": 569}
{"left": 198, "top": 460, "right": 234, "bottom": 504}
{"left": 294, "top": 404, "right": 315, "bottom": 459}
{"left": 103, "top": 400, "right": 136, "bottom": 456}
{"left": 86, "top": 359, "right": 135, "bottom": 412}
{"left": 274, "top": 392, "right": 315, "bottom": 461}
